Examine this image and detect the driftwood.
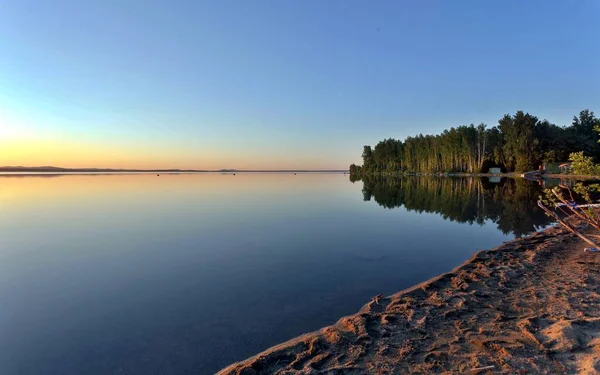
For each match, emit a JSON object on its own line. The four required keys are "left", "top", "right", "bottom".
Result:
{"left": 557, "top": 203, "right": 600, "bottom": 208}
{"left": 551, "top": 185, "right": 600, "bottom": 231}
{"left": 537, "top": 200, "right": 600, "bottom": 249}
{"left": 372, "top": 294, "right": 384, "bottom": 305}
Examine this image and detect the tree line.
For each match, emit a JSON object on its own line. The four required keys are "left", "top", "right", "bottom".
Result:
{"left": 350, "top": 110, "right": 600, "bottom": 175}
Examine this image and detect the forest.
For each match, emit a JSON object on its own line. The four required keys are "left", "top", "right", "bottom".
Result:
{"left": 350, "top": 110, "right": 600, "bottom": 175}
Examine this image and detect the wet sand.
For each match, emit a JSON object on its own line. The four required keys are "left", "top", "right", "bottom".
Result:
{"left": 218, "top": 222, "right": 600, "bottom": 374}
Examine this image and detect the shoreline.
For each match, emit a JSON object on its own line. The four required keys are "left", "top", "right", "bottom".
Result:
{"left": 354, "top": 172, "right": 600, "bottom": 180}
{"left": 218, "top": 223, "right": 600, "bottom": 374}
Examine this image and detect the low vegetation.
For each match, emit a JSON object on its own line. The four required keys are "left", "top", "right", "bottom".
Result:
{"left": 539, "top": 183, "right": 600, "bottom": 251}
{"left": 568, "top": 152, "right": 600, "bottom": 176}
{"left": 350, "top": 109, "right": 600, "bottom": 175}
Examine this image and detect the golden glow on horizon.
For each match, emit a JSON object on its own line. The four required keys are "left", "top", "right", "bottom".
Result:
{"left": 0, "top": 138, "right": 343, "bottom": 170}
{"left": 0, "top": 139, "right": 153, "bottom": 168}
{"left": 0, "top": 139, "right": 231, "bottom": 169}
{"left": 0, "top": 111, "right": 344, "bottom": 170}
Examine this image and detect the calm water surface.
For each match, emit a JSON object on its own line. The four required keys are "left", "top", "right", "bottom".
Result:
{"left": 0, "top": 174, "right": 550, "bottom": 374}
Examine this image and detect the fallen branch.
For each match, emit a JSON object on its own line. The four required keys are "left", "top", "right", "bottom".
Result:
{"left": 556, "top": 203, "right": 600, "bottom": 208}
{"left": 551, "top": 188, "right": 600, "bottom": 231}
{"left": 550, "top": 185, "right": 600, "bottom": 230}
{"left": 537, "top": 200, "right": 600, "bottom": 249}
{"left": 372, "top": 294, "right": 383, "bottom": 305}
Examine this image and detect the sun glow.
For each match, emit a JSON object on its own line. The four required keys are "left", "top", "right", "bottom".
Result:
{"left": 0, "top": 122, "right": 28, "bottom": 139}
{"left": 0, "top": 109, "right": 39, "bottom": 140}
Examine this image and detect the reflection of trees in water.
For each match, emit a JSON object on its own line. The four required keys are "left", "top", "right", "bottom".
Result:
{"left": 356, "top": 176, "right": 552, "bottom": 237}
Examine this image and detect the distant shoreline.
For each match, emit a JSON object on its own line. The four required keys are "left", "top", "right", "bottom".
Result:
{"left": 0, "top": 166, "right": 349, "bottom": 173}
{"left": 5, "top": 167, "right": 600, "bottom": 180}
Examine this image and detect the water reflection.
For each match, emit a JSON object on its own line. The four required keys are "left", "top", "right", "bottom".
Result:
{"left": 0, "top": 173, "right": 537, "bottom": 374}
{"left": 353, "top": 176, "right": 553, "bottom": 237}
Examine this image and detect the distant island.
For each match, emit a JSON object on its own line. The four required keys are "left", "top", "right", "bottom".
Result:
{"left": 0, "top": 166, "right": 348, "bottom": 173}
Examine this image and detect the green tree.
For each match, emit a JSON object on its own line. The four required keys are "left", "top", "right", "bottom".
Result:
{"left": 362, "top": 146, "right": 374, "bottom": 170}
{"left": 569, "top": 151, "right": 600, "bottom": 176}
{"left": 573, "top": 110, "right": 600, "bottom": 159}
{"left": 348, "top": 109, "right": 593, "bottom": 176}
{"left": 498, "top": 111, "right": 541, "bottom": 172}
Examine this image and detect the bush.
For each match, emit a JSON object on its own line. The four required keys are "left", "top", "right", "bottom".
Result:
{"left": 569, "top": 151, "right": 600, "bottom": 175}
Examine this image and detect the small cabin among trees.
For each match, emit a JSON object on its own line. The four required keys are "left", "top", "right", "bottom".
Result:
{"left": 558, "top": 163, "right": 572, "bottom": 174}
{"left": 543, "top": 162, "right": 571, "bottom": 174}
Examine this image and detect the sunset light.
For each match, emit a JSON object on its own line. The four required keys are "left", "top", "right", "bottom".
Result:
{"left": 2, "top": 1, "right": 600, "bottom": 374}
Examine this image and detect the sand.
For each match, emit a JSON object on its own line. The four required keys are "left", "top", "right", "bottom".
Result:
{"left": 217, "top": 222, "right": 600, "bottom": 374}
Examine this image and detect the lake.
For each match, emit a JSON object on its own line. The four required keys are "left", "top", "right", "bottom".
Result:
{"left": 0, "top": 173, "right": 552, "bottom": 374}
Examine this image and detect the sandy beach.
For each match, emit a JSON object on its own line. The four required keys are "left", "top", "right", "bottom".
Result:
{"left": 218, "top": 222, "right": 600, "bottom": 374}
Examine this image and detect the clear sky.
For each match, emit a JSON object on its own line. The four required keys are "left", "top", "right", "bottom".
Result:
{"left": 1, "top": 0, "right": 598, "bottom": 169}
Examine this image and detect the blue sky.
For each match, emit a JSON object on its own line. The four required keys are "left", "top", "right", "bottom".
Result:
{"left": 1, "top": 0, "right": 598, "bottom": 169}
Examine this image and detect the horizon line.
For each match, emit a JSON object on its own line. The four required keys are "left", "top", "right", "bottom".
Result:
{"left": 0, "top": 166, "right": 350, "bottom": 173}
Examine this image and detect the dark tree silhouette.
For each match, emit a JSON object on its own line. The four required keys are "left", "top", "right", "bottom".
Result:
{"left": 350, "top": 109, "right": 599, "bottom": 175}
